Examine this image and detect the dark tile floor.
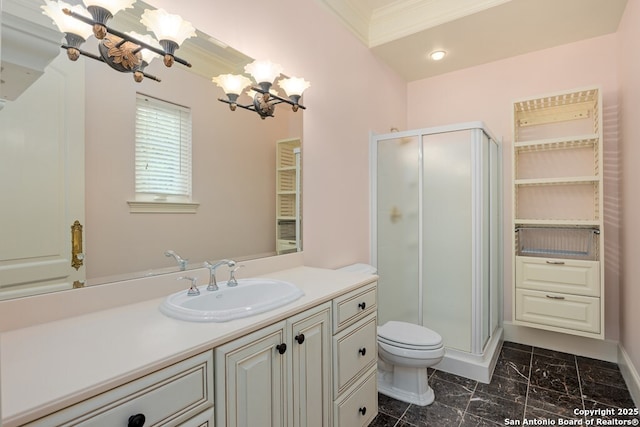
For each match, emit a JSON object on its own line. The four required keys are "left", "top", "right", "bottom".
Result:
{"left": 371, "top": 341, "right": 639, "bottom": 427}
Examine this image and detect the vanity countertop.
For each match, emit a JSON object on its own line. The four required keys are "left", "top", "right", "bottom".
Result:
{"left": 0, "top": 266, "right": 377, "bottom": 427}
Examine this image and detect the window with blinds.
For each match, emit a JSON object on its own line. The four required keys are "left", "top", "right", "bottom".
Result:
{"left": 135, "top": 93, "right": 192, "bottom": 200}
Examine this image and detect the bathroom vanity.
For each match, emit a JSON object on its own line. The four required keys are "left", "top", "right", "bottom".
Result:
{"left": 0, "top": 266, "right": 378, "bottom": 427}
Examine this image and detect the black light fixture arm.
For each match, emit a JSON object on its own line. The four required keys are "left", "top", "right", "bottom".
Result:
{"left": 61, "top": 44, "right": 161, "bottom": 82}
{"left": 62, "top": 8, "right": 192, "bottom": 68}
{"left": 252, "top": 86, "right": 306, "bottom": 110}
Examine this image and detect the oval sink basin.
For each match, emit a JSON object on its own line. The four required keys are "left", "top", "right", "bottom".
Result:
{"left": 160, "top": 278, "right": 305, "bottom": 322}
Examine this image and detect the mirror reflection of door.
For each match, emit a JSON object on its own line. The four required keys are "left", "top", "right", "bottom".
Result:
{"left": 0, "top": 4, "right": 85, "bottom": 299}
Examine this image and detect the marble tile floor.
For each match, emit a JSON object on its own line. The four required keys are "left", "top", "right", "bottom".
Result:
{"left": 371, "top": 341, "right": 639, "bottom": 427}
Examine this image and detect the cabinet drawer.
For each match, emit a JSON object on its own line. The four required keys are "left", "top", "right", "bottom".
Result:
{"left": 333, "top": 313, "right": 377, "bottom": 397}
{"left": 333, "top": 282, "right": 377, "bottom": 332}
{"left": 515, "top": 289, "right": 600, "bottom": 334}
{"left": 29, "top": 351, "right": 214, "bottom": 427}
{"left": 516, "top": 256, "right": 600, "bottom": 296}
{"left": 333, "top": 367, "right": 377, "bottom": 427}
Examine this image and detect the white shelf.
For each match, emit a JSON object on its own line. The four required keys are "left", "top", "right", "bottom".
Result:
{"left": 512, "top": 86, "right": 604, "bottom": 340}
{"left": 514, "top": 176, "right": 599, "bottom": 186}
{"left": 514, "top": 134, "right": 598, "bottom": 151}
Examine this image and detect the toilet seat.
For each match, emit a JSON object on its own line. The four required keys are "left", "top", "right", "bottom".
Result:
{"left": 377, "top": 321, "right": 443, "bottom": 350}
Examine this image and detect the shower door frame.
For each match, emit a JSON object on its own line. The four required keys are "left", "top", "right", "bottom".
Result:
{"left": 370, "top": 121, "right": 502, "bottom": 355}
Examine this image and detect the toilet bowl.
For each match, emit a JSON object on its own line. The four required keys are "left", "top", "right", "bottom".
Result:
{"left": 377, "top": 321, "right": 445, "bottom": 406}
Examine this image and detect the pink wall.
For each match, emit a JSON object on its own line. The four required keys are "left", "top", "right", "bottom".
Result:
{"left": 617, "top": 0, "right": 640, "bottom": 377}
{"left": 147, "top": 0, "right": 408, "bottom": 269}
{"left": 407, "top": 35, "right": 621, "bottom": 340}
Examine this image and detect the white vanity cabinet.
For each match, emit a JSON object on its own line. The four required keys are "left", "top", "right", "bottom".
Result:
{"left": 331, "top": 282, "right": 378, "bottom": 427}
{"left": 215, "top": 302, "right": 332, "bottom": 427}
{"left": 25, "top": 351, "right": 214, "bottom": 426}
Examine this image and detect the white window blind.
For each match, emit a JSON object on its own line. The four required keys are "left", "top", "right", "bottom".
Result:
{"left": 135, "top": 93, "right": 192, "bottom": 199}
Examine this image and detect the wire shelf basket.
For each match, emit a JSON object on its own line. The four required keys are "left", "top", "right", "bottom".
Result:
{"left": 516, "top": 227, "right": 599, "bottom": 261}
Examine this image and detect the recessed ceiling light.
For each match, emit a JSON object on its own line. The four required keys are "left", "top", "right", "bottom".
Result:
{"left": 430, "top": 50, "right": 447, "bottom": 61}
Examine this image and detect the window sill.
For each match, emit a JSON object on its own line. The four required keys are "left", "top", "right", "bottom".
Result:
{"left": 127, "top": 201, "right": 200, "bottom": 214}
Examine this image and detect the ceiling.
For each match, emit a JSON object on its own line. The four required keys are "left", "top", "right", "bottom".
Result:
{"left": 319, "top": 0, "right": 629, "bottom": 81}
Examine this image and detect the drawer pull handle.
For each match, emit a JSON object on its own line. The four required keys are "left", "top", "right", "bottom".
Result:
{"left": 276, "top": 343, "right": 287, "bottom": 354}
{"left": 546, "top": 261, "right": 566, "bottom": 265}
{"left": 546, "top": 295, "right": 566, "bottom": 300}
{"left": 359, "top": 347, "right": 367, "bottom": 356}
{"left": 295, "top": 334, "right": 305, "bottom": 344}
{"left": 359, "top": 406, "right": 367, "bottom": 416}
{"left": 128, "top": 414, "right": 146, "bottom": 427}
{"left": 358, "top": 302, "right": 366, "bottom": 310}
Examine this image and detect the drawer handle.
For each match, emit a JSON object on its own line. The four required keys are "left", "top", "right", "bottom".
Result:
{"left": 358, "top": 347, "right": 367, "bottom": 356}
{"left": 128, "top": 414, "right": 146, "bottom": 427}
{"left": 546, "top": 295, "right": 566, "bottom": 300}
{"left": 546, "top": 260, "right": 566, "bottom": 265}
{"left": 358, "top": 302, "right": 366, "bottom": 310}
{"left": 276, "top": 343, "right": 287, "bottom": 354}
{"left": 359, "top": 407, "right": 367, "bottom": 416}
{"left": 295, "top": 334, "right": 305, "bottom": 344}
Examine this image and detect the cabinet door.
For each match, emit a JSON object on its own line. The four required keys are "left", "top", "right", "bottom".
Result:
{"left": 288, "top": 303, "right": 332, "bottom": 427}
{"left": 216, "top": 322, "right": 288, "bottom": 427}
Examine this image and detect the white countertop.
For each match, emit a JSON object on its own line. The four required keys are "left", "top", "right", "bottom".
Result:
{"left": 0, "top": 266, "right": 377, "bottom": 426}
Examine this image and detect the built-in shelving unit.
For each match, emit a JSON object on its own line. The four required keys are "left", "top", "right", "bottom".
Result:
{"left": 276, "top": 138, "right": 302, "bottom": 255}
{"left": 512, "top": 86, "right": 605, "bottom": 339}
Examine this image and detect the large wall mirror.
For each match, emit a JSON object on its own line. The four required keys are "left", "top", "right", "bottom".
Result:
{"left": 0, "top": 0, "right": 303, "bottom": 300}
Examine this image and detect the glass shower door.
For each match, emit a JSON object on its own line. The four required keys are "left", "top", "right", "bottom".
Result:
{"left": 375, "top": 135, "right": 421, "bottom": 326}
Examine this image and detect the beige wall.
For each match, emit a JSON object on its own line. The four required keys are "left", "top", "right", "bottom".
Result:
{"left": 617, "top": 0, "right": 640, "bottom": 379}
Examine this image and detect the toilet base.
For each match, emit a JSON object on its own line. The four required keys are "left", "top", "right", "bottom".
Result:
{"left": 377, "top": 366, "right": 436, "bottom": 406}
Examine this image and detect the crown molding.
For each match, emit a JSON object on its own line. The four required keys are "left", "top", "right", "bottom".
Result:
{"left": 369, "top": 0, "right": 512, "bottom": 46}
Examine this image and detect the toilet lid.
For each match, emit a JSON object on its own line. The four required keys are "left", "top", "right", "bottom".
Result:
{"left": 378, "top": 321, "right": 443, "bottom": 349}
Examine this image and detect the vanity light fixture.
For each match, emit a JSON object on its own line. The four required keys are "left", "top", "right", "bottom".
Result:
{"left": 212, "top": 59, "right": 310, "bottom": 119}
{"left": 41, "top": 0, "right": 196, "bottom": 83}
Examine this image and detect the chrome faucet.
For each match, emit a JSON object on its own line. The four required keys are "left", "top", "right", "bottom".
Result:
{"left": 227, "top": 265, "right": 244, "bottom": 287}
{"left": 165, "top": 250, "right": 188, "bottom": 271}
{"left": 203, "top": 259, "right": 236, "bottom": 291}
{"left": 177, "top": 276, "right": 200, "bottom": 296}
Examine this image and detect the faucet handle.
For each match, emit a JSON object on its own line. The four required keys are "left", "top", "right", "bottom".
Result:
{"left": 228, "top": 265, "right": 244, "bottom": 287}
{"left": 204, "top": 259, "right": 237, "bottom": 291}
{"left": 178, "top": 276, "right": 200, "bottom": 296}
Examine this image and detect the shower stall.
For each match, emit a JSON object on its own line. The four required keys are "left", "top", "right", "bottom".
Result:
{"left": 371, "top": 122, "right": 503, "bottom": 382}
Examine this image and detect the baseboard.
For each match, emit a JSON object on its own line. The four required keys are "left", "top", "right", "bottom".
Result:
{"left": 503, "top": 321, "right": 619, "bottom": 362}
{"left": 435, "top": 327, "right": 503, "bottom": 384}
{"left": 618, "top": 344, "right": 640, "bottom": 407}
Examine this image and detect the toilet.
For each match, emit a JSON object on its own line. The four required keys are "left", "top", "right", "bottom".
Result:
{"left": 377, "top": 320, "right": 445, "bottom": 406}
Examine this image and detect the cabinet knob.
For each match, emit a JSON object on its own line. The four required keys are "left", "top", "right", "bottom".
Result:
{"left": 295, "top": 334, "right": 305, "bottom": 344}
{"left": 358, "top": 347, "right": 366, "bottom": 356}
{"left": 358, "top": 302, "right": 366, "bottom": 310}
{"left": 359, "top": 406, "right": 367, "bottom": 416}
{"left": 276, "top": 343, "right": 287, "bottom": 354}
{"left": 128, "top": 414, "right": 146, "bottom": 427}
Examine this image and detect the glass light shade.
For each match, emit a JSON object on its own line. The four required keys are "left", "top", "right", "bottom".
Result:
{"left": 82, "top": 0, "right": 135, "bottom": 15}
{"left": 244, "top": 60, "right": 283, "bottom": 85}
{"left": 140, "top": 8, "right": 196, "bottom": 46}
{"left": 42, "top": 0, "right": 94, "bottom": 40}
{"left": 212, "top": 74, "right": 252, "bottom": 96}
{"left": 278, "top": 77, "right": 310, "bottom": 97}
{"left": 126, "top": 31, "right": 161, "bottom": 64}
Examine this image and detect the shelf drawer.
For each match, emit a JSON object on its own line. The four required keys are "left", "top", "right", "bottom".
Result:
{"left": 333, "top": 366, "right": 377, "bottom": 427}
{"left": 333, "top": 313, "right": 377, "bottom": 397}
{"left": 516, "top": 256, "right": 600, "bottom": 297}
{"left": 515, "top": 289, "right": 600, "bottom": 334}
{"left": 29, "top": 351, "right": 214, "bottom": 427}
{"left": 333, "top": 282, "right": 377, "bottom": 332}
